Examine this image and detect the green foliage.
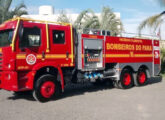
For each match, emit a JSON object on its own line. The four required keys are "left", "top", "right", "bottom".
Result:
{"left": 0, "top": 0, "right": 27, "bottom": 46}
{"left": 0, "top": 0, "right": 28, "bottom": 24}
{"left": 74, "top": 6, "right": 123, "bottom": 35}
{"left": 57, "top": 10, "right": 71, "bottom": 23}
{"left": 138, "top": 14, "right": 163, "bottom": 35}
{"left": 161, "top": 48, "right": 165, "bottom": 73}
{"left": 74, "top": 9, "right": 96, "bottom": 30}
{"left": 57, "top": 7, "right": 123, "bottom": 35}
{"left": 138, "top": 0, "right": 165, "bottom": 35}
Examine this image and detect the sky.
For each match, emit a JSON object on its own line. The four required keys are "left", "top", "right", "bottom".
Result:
{"left": 12, "top": 0, "right": 165, "bottom": 39}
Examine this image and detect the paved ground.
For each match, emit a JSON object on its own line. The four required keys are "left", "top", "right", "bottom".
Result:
{"left": 0, "top": 76, "right": 164, "bottom": 120}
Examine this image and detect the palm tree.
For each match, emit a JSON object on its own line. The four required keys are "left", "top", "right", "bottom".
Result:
{"left": 0, "top": 0, "right": 28, "bottom": 24}
{"left": 57, "top": 7, "right": 123, "bottom": 35}
{"left": 138, "top": 0, "right": 165, "bottom": 35}
{"left": 74, "top": 7, "right": 123, "bottom": 36}
{"left": 74, "top": 9, "right": 97, "bottom": 29}
{"left": 57, "top": 10, "right": 71, "bottom": 23}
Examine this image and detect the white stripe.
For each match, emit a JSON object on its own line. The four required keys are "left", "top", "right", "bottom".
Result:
{"left": 153, "top": 46, "right": 160, "bottom": 50}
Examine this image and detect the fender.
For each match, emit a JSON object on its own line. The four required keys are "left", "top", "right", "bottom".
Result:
{"left": 32, "top": 62, "right": 65, "bottom": 91}
{"left": 32, "top": 61, "right": 59, "bottom": 71}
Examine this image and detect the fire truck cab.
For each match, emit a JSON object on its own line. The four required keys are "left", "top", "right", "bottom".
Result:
{"left": 0, "top": 17, "right": 160, "bottom": 102}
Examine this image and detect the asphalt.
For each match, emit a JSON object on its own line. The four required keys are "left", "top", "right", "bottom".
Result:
{"left": 0, "top": 76, "right": 164, "bottom": 120}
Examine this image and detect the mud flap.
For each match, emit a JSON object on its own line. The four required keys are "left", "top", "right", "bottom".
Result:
{"left": 133, "top": 72, "right": 138, "bottom": 86}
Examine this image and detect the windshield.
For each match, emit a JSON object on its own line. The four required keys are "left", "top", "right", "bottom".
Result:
{"left": 0, "top": 29, "right": 14, "bottom": 47}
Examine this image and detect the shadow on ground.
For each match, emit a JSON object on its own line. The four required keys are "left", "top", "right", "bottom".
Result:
{"left": 148, "top": 76, "right": 162, "bottom": 84}
{"left": 7, "top": 76, "right": 162, "bottom": 102}
{"left": 7, "top": 91, "right": 35, "bottom": 101}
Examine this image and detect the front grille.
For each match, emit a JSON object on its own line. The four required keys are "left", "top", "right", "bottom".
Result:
{"left": 0, "top": 52, "right": 3, "bottom": 88}
{"left": 0, "top": 53, "right": 2, "bottom": 70}
{"left": 0, "top": 71, "right": 2, "bottom": 88}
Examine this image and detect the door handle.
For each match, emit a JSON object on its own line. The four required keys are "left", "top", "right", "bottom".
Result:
{"left": 66, "top": 51, "right": 69, "bottom": 59}
{"left": 42, "top": 51, "right": 45, "bottom": 59}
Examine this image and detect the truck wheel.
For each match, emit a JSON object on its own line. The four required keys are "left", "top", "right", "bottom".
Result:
{"left": 136, "top": 69, "right": 148, "bottom": 86}
{"left": 92, "top": 80, "right": 103, "bottom": 86}
{"left": 33, "top": 74, "right": 60, "bottom": 102}
{"left": 118, "top": 69, "right": 134, "bottom": 89}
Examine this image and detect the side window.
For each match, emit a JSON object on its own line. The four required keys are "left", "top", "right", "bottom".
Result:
{"left": 20, "top": 27, "right": 41, "bottom": 48}
{"left": 53, "top": 30, "right": 65, "bottom": 44}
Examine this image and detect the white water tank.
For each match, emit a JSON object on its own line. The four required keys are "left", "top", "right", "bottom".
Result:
{"left": 39, "top": 6, "right": 54, "bottom": 15}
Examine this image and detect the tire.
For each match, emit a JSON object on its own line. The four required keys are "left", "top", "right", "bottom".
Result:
{"left": 136, "top": 69, "right": 148, "bottom": 86}
{"left": 33, "top": 74, "right": 61, "bottom": 102}
{"left": 118, "top": 69, "right": 134, "bottom": 89}
{"left": 92, "top": 80, "right": 103, "bottom": 86}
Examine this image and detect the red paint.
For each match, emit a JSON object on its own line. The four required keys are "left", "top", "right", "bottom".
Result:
{"left": 1, "top": 71, "right": 18, "bottom": 91}
{"left": 82, "top": 34, "right": 104, "bottom": 39}
{"left": 81, "top": 38, "right": 84, "bottom": 69}
{"left": 138, "top": 72, "right": 146, "bottom": 84}
{"left": 154, "top": 40, "right": 159, "bottom": 46}
{"left": 153, "top": 40, "right": 160, "bottom": 65}
{"left": 154, "top": 50, "right": 160, "bottom": 64}
{"left": 41, "top": 81, "right": 55, "bottom": 98}
{"left": 0, "top": 18, "right": 160, "bottom": 94}
{"left": 123, "top": 73, "right": 131, "bottom": 86}
{"left": 105, "top": 36, "right": 153, "bottom": 63}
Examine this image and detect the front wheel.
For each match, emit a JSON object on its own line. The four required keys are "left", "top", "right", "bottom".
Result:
{"left": 118, "top": 69, "right": 134, "bottom": 89}
{"left": 33, "top": 74, "right": 61, "bottom": 102}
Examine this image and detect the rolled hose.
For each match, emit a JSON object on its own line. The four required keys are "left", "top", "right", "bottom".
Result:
{"left": 103, "top": 69, "right": 116, "bottom": 76}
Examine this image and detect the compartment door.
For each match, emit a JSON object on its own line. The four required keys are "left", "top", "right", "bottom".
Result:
{"left": 153, "top": 40, "right": 160, "bottom": 76}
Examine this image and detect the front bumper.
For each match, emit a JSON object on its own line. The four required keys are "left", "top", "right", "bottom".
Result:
{"left": 0, "top": 71, "right": 18, "bottom": 91}
{"left": 0, "top": 70, "right": 36, "bottom": 91}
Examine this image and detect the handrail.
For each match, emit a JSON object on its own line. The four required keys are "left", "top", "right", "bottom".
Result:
{"left": 5, "top": 17, "right": 70, "bottom": 26}
{"left": 11, "top": 18, "right": 21, "bottom": 51}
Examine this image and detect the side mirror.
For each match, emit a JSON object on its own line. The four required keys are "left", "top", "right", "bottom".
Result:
{"left": 18, "top": 21, "right": 24, "bottom": 41}
{"left": 18, "top": 21, "right": 24, "bottom": 49}
{"left": 20, "top": 47, "right": 25, "bottom": 52}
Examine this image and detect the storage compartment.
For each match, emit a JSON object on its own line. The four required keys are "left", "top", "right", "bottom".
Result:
{"left": 84, "top": 49, "right": 102, "bottom": 69}
{"left": 77, "top": 34, "right": 104, "bottom": 71}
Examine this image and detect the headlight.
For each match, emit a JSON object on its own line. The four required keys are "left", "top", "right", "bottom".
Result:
{"left": 8, "top": 64, "right": 11, "bottom": 69}
{"left": 8, "top": 74, "right": 11, "bottom": 80}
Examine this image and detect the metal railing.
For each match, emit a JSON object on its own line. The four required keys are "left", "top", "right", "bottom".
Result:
{"left": 82, "top": 28, "right": 160, "bottom": 40}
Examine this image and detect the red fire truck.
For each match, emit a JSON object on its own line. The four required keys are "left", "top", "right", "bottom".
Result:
{"left": 0, "top": 17, "right": 160, "bottom": 102}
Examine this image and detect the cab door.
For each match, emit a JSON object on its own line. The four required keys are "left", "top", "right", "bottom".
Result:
{"left": 48, "top": 25, "right": 72, "bottom": 66}
{"left": 16, "top": 21, "right": 45, "bottom": 70}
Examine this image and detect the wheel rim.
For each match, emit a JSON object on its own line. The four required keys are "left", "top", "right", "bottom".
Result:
{"left": 123, "top": 73, "right": 131, "bottom": 86}
{"left": 138, "top": 72, "right": 146, "bottom": 84}
{"left": 41, "top": 81, "right": 55, "bottom": 98}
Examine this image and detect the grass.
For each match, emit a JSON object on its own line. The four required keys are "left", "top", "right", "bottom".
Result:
{"left": 160, "top": 73, "right": 165, "bottom": 77}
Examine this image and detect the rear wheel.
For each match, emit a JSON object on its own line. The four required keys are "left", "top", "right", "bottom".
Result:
{"left": 118, "top": 69, "right": 134, "bottom": 89}
{"left": 33, "top": 74, "right": 61, "bottom": 102}
{"left": 136, "top": 69, "right": 148, "bottom": 86}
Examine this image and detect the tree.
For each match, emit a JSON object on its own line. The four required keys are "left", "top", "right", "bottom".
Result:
{"left": 0, "top": 0, "right": 28, "bottom": 24}
{"left": 138, "top": 0, "right": 165, "bottom": 35}
{"left": 74, "top": 6, "right": 123, "bottom": 36}
{"left": 57, "top": 7, "right": 123, "bottom": 36}
{"left": 57, "top": 10, "right": 71, "bottom": 23}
